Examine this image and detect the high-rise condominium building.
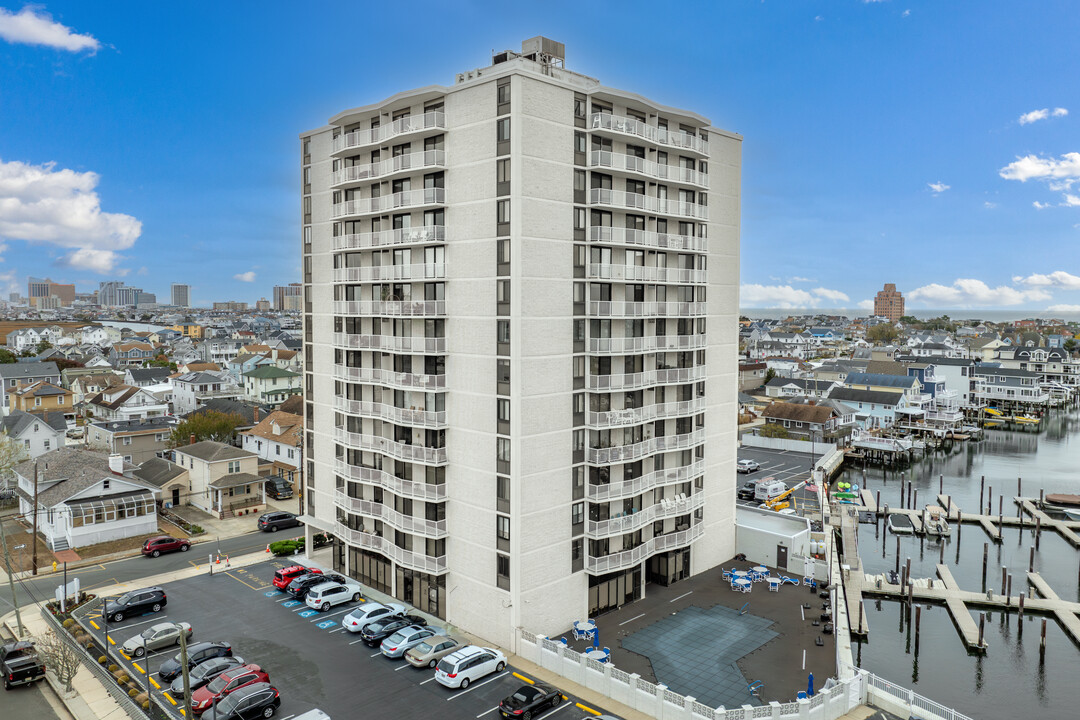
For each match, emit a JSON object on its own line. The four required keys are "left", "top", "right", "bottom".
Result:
{"left": 172, "top": 283, "right": 192, "bottom": 307}
{"left": 27, "top": 277, "right": 75, "bottom": 307}
{"left": 273, "top": 283, "right": 303, "bottom": 311}
{"left": 300, "top": 38, "right": 741, "bottom": 650}
{"left": 874, "top": 283, "right": 905, "bottom": 323}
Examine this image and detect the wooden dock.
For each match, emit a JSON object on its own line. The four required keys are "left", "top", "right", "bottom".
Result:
{"left": 1027, "top": 573, "right": 1080, "bottom": 642}
{"left": 1018, "top": 499, "right": 1080, "bottom": 547}
{"left": 936, "top": 564, "right": 985, "bottom": 650}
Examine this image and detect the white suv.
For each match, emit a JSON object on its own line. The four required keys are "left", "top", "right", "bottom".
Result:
{"left": 304, "top": 580, "right": 362, "bottom": 611}
{"left": 435, "top": 645, "right": 507, "bottom": 689}
{"left": 342, "top": 602, "right": 406, "bottom": 632}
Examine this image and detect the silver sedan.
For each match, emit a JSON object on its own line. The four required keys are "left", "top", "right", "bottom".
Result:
{"left": 380, "top": 625, "right": 446, "bottom": 659}
{"left": 121, "top": 622, "right": 193, "bottom": 658}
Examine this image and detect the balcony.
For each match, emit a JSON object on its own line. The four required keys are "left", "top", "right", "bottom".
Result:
{"left": 590, "top": 113, "right": 710, "bottom": 156}
{"left": 589, "top": 150, "right": 708, "bottom": 188}
{"left": 335, "top": 521, "right": 447, "bottom": 575}
{"left": 586, "top": 397, "right": 705, "bottom": 429}
{"left": 589, "top": 226, "right": 707, "bottom": 253}
{"left": 587, "top": 488, "right": 705, "bottom": 538}
{"left": 334, "top": 427, "right": 447, "bottom": 465}
{"left": 588, "top": 459, "right": 705, "bottom": 502}
{"left": 587, "top": 428, "right": 706, "bottom": 465}
{"left": 334, "top": 226, "right": 445, "bottom": 251}
{"left": 333, "top": 332, "right": 446, "bottom": 354}
{"left": 332, "top": 111, "right": 446, "bottom": 155}
{"left": 587, "top": 301, "right": 708, "bottom": 318}
{"left": 586, "top": 521, "right": 705, "bottom": 575}
{"left": 332, "top": 188, "right": 445, "bottom": 219}
{"left": 333, "top": 263, "right": 446, "bottom": 283}
{"left": 334, "top": 460, "right": 446, "bottom": 501}
{"left": 586, "top": 365, "right": 706, "bottom": 391}
{"left": 333, "top": 365, "right": 445, "bottom": 390}
{"left": 334, "top": 396, "right": 446, "bottom": 428}
{"left": 587, "top": 334, "right": 706, "bottom": 355}
{"left": 587, "top": 263, "right": 706, "bottom": 284}
{"left": 334, "top": 490, "right": 447, "bottom": 539}
{"left": 333, "top": 300, "right": 446, "bottom": 317}
{"left": 332, "top": 150, "right": 446, "bottom": 189}
{"left": 590, "top": 189, "right": 707, "bottom": 220}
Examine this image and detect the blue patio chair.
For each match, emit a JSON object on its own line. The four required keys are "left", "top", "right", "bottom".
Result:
{"left": 560, "top": 637, "right": 568, "bottom": 646}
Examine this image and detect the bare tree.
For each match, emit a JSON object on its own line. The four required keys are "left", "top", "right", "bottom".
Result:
{"left": 0, "top": 436, "right": 29, "bottom": 489}
{"left": 36, "top": 630, "right": 81, "bottom": 693}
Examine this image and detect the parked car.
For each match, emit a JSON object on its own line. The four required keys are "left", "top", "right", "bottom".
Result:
{"left": 272, "top": 565, "right": 318, "bottom": 590}
{"left": 169, "top": 656, "right": 246, "bottom": 696}
{"left": 264, "top": 478, "right": 293, "bottom": 500}
{"left": 142, "top": 535, "right": 191, "bottom": 557}
{"left": 104, "top": 587, "right": 167, "bottom": 623}
{"left": 736, "top": 459, "right": 760, "bottom": 474}
{"left": 258, "top": 511, "right": 302, "bottom": 533}
{"left": 121, "top": 622, "right": 192, "bottom": 658}
{"left": 737, "top": 480, "right": 760, "bottom": 501}
{"left": 435, "top": 645, "right": 507, "bottom": 689}
{"left": 380, "top": 625, "right": 445, "bottom": 659}
{"left": 304, "top": 580, "right": 363, "bottom": 611}
{"left": 199, "top": 682, "right": 280, "bottom": 720}
{"left": 342, "top": 602, "right": 405, "bottom": 633}
{"left": 1, "top": 640, "right": 46, "bottom": 690}
{"left": 404, "top": 635, "right": 465, "bottom": 668}
{"left": 285, "top": 572, "right": 346, "bottom": 600}
{"left": 158, "top": 642, "right": 233, "bottom": 683}
{"left": 499, "top": 682, "right": 564, "bottom": 719}
{"left": 191, "top": 664, "right": 270, "bottom": 715}
{"left": 359, "top": 614, "right": 427, "bottom": 646}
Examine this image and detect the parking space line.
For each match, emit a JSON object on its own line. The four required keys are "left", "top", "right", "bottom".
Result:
{"left": 369, "top": 651, "right": 382, "bottom": 657}
{"left": 476, "top": 707, "right": 500, "bottom": 718}
{"left": 669, "top": 591, "right": 693, "bottom": 603}
{"left": 224, "top": 571, "right": 261, "bottom": 591}
{"left": 420, "top": 677, "right": 437, "bottom": 685}
{"left": 349, "top": 638, "right": 366, "bottom": 645}
{"left": 329, "top": 627, "right": 345, "bottom": 634}
{"left": 311, "top": 606, "right": 354, "bottom": 621}
{"left": 163, "top": 691, "right": 177, "bottom": 706}
{"left": 90, "top": 620, "right": 100, "bottom": 629}
{"left": 447, "top": 671, "right": 509, "bottom": 700}
{"left": 512, "top": 671, "right": 534, "bottom": 684}
{"left": 118, "top": 616, "right": 171, "bottom": 630}
{"left": 576, "top": 702, "right": 601, "bottom": 716}
{"left": 619, "top": 613, "right": 645, "bottom": 626}
{"left": 545, "top": 701, "right": 573, "bottom": 718}
{"left": 394, "top": 664, "right": 411, "bottom": 671}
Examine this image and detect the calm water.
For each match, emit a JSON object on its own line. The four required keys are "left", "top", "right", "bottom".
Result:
{"left": 839, "top": 406, "right": 1080, "bottom": 719}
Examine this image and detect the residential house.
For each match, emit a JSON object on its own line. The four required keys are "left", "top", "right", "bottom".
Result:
{"left": 995, "top": 347, "right": 1079, "bottom": 397}
{"left": 170, "top": 323, "right": 204, "bottom": 340}
{"left": 87, "top": 416, "right": 178, "bottom": 464}
{"left": 241, "top": 366, "right": 301, "bottom": 407}
{"left": 764, "top": 377, "right": 837, "bottom": 399}
{"left": 5, "top": 327, "right": 45, "bottom": 353}
{"left": 812, "top": 359, "right": 867, "bottom": 384}
{"left": 178, "top": 361, "right": 222, "bottom": 374}
{"left": 77, "top": 325, "right": 123, "bottom": 346}
{"left": 125, "top": 368, "right": 172, "bottom": 387}
{"left": 14, "top": 448, "right": 154, "bottom": 551}
{"left": 737, "top": 362, "right": 767, "bottom": 391}
{"left": 900, "top": 356, "right": 982, "bottom": 409}
{"left": 67, "top": 372, "right": 124, "bottom": 406}
{"left": 108, "top": 341, "right": 157, "bottom": 368}
{"left": 826, "top": 387, "right": 909, "bottom": 429}
{"left": 973, "top": 365, "right": 1049, "bottom": 407}
{"left": 86, "top": 385, "right": 171, "bottom": 422}
{"left": 172, "top": 440, "right": 264, "bottom": 518}
{"left": 131, "top": 457, "right": 189, "bottom": 509}
{"left": 172, "top": 372, "right": 243, "bottom": 415}
{"left": 0, "top": 362, "right": 60, "bottom": 413}
{"left": 0, "top": 409, "right": 66, "bottom": 458}
{"left": 240, "top": 410, "right": 301, "bottom": 489}
{"left": 841, "top": 372, "right": 923, "bottom": 402}
{"left": 964, "top": 335, "right": 1009, "bottom": 362}
{"left": 759, "top": 402, "right": 840, "bottom": 441}
{"left": 198, "top": 339, "right": 246, "bottom": 366}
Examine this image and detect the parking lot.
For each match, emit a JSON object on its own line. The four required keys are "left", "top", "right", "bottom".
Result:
{"left": 736, "top": 447, "right": 820, "bottom": 516}
{"left": 73, "top": 558, "right": 613, "bottom": 720}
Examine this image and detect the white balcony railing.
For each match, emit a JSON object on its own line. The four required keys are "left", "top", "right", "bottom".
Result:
{"left": 590, "top": 188, "right": 707, "bottom": 220}
{"left": 333, "top": 365, "right": 446, "bottom": 390}
{"left": 586, "top": 397, "right": 705, "bottom": 428}
{"left": 587, "top": 428, "right": 706, "bottom": 465}
{"left": 587, "top": 459, "right": 705, "bottom": 502}
{"left": 334, "top": 428, "right": 446, "bottom": 465}
{"left": 333, "top": 333, "right": 446, "bottom": 354}
{"left": 586, "top": 522, "right": 705, "bottom": 574}
{"left": 334, "top": 490, "right": 447, "bottom": 538}
{"left": 587, "top": 301, "right": 707, "bottom": 318}
{"left": 332, "top": 188, "right": 445, "bottom": 219}
{"left": 333, "top": 300, "right": 446, "bottom": 317}
{"left": 589, "top": 150, "right": 708, "bottom": 188}
{"left": 587, "top": 489, "right": 705, "bottom": 538}
{"left": 587, "top": 334, "right": 706, "bottom": 354}
{"left": 590, "top": 113, "right": 709, "bottom": 156}
{"left": 334, "top": 226, "right": 445, "bottom": 251}
{"left": 335, "top": 521, "right": 447, "bottom": 575}
{"left": 586, "top": 365, "right": 706, "bottom": 392}
{"left": 333, "top": 263, "right": 446, "bottom": 283}
{"left": 334, "top": 396, "right": 446, "bottom": 428}
{"left": 335, "top": 460, "right": 446, "bottom": 502}
{"left": 332, "top": 150, "right": 446, "bottom": 187}
{"left": 587, "top": 263, "right": 706, "bottom": 284}
{"left": 589, "top": 226, "right": 707, "bottom": 252}
{"left": 332, "top": 111, "right": 446, "bottom": 154}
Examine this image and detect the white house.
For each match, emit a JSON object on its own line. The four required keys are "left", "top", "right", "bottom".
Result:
{"left": 86, "top": 385, "right": 171, "bottom": 422}
{"left": 172, "top": 372, "right": 243, "bottom": 415}
{"left": 14, "top": 448, "right": 155, "bottom": 551}
{"left": 240, "top": 410, "right": 302, "bottom": 485}
{"left": 78, "top": 326, "right": 123, "bottom": 346}
{"left": 0, "top": 410, "right": 66, "bottom": 459}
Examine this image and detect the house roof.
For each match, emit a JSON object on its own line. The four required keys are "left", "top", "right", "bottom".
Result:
{"left": 175, "top": 371, "right": 228, "bottom": 384}
{"left": 828, "top": 387, "right": 904, "bottom": 406}
{"left": 209, "top": 471, "right": 262, "bottom": 489}
{"left": 112, "top": 342, "right": 155, "bottom": 352}
{"left": 91, "top": 416, "right": 177, "bottom": 435}
{"left": 11, "top": 381, "right": 71, "bottom": 398}
{"left": 973, "top": 366, "right": 1040, "bottom": 378}
{"left": 243, "top": 366, "right": 300, "bottom": 379}
{"left": 1, "top": 409, "right": 67, "bottom": 435}
{"left": 761, "top": 402, "right": 835, "bottom": 425}
{"left": 127, "top": 368, "right": 171, "bottom": 383}
{"left": 863, "top": 360, "right": 908, "bottom": 376}
{"left": 88, "top": 385, "right": 143, "bottom": 410}
{"left": 183, "top": 362, "right": 221, "bottom": 372}
{"left": 242, "top": 410, "right": 302, "bottom": 444}
{"left": 14, "top": 447, "right": 142, "bottom": 507}
{"left": 184, "top": 398, "right": 270, "bottom": 423}
{"left": 844, "top": 373, "right": 917, "bottom": 389}
{"left": 175, "top": 440, "right": 253, "bottom": 463}
{"left": 0, "top": 361, "right": 59, "bottom": 379}
{"left": 131, "top": 458, "right": 187, "bottom": 488}
{"left": 765, "top": 377, "right": 835, "bottom": 390}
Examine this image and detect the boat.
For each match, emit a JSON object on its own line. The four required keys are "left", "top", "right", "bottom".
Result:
{"left": 887, "top": 514, "right": 914, "bottom": 535}
{"left": 1065, "top": 508, "right": 1080, "bottom": 522}
{"left": 922, "top": 505, "right": 951, "bottom": 536}
{"left": 984, "top": 407, "right": 1005, "bottom": 417}
{"left": 1015, "top": 414, "right": 1040, "bottom": 425}
{"left": 1045, "top": 494, "right": 1080, "bottom": 508}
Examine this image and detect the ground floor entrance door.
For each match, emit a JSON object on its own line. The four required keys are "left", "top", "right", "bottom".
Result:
{"left": 776, "top": 544, "right": 788, "bottom": 570}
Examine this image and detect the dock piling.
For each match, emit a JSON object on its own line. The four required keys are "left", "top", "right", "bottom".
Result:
{"left": 1001, "top": 567, "right": 1007, "bottom": 599}
{"left": 1019, "top": 592, "right": 1025, "bottom": 620}
{"left": 982, "top": 543, "right": 989, "bottom": 589}
{"left": 913, "top": 489, "right": 918, "bottom": 512}
{"left": 908, "top": 483, "right": 913, "bottom": 510}
{"left": 1006, "top": 574, "right": 1013, "bottom": 606}
{"left": 956, "top": 510, "right": 962, "bottom": 541}
{"left": 1017, "top": 476, "right": 1022, "bottom": 499}
{"left": 1035, "top": 516, "right": 1042, "bottom": 550}
{"left": 980, "top": 476, "right": 985, "bottom": 515}
{"left": 1030, "top": 546, "right": 1035, "bottom": 573}
{"left": 988, "top": 485, "right": 992, "bottom": 515}
{"left": 1039, "top": 488, "right": 1044, "bottom": 507}
{"left": 940, "top": 475, "right": 944, "bottom": 495}
{"left": 877, "top": 491, "right": 881, "bottom": 516}
{"left": 906, "top": 557, "right": 911, "bottom": 591}
{"left": 1041, "top": 619, "right": 1047, "bottom": 661}
{"left": 939, "top": 541, "right": 944, "bottom": 565}
{"left": 978, "top": 613, "right": 986, "bottom": 648}
{"left": 895, "top": 537, "right": 900, "bottom": 574}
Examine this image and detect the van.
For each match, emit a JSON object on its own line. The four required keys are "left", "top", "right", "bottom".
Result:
{"left": 265, "top": 477, "right": 293, "bottom": 500}
{"left": 754, "top": 479, "right": 787, "bottom": 502}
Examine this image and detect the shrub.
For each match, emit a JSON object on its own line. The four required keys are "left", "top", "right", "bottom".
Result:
{"left": 108, "top": 664, "right": 119, "bottom": 673}
{"left": 142, "top": 702, "right": 150, "bottom": 710}
{"left": 190, "top": 524, "right": 205, "bottom": 535}
{"left": 114, "top": 672, "right": 129, "bottom": 685}
{"left": 136, "top": 692, "right": 149, "bottom": 705}
{"left": 62, "top": 618, "right": 75, "bottom": 629}
{"left": 98, "top": 655, "right": 108, "bottom": 665}
{"left": 129, "top": 688, "right": 139, "bottom": 697}
{"left": 269, "top": 539, "right": 305, "bottom": 556}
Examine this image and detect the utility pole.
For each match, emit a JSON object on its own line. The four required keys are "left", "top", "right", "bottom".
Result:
{"left": 178, "top": 627, "right": 193, "bottom": 720}
{"left": 31, "top": 461, "right": 39, "bottom": 576}
{"left": 0, "top": 517, "right": 25, "bottom": 636}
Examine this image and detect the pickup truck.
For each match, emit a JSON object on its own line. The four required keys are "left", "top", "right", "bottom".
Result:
{"left": 1, "top": 640, "right": 46, "bottom": 690}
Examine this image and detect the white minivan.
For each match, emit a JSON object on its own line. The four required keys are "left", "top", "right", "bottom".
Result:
{"left": 304, "top": 580, "right": 363, "bottom": 611}
{"left": 435, "top": 646, "right": 507, "bottom": 689}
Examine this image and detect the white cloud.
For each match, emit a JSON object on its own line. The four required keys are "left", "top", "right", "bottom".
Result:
{"left": 814, "top": 15, "right": 823, "bottom": 21}
{"left": 1033, "top": 201, "right": 1051, "bottom": 209}
{"left": 984, "top": 201, "right": 997, "bottom": 209}
{"left": 1063, "top": 194, "right": 1080, "bottom": 207}
{"left": 812, "top": 287, "right": 850, "bottom": 303}
{"left": 234, "top": 271, "right": 256, "bottom": 282}
{"left": 902, "top": 9, "right": 911, "bottom": 17}
{"left": 1047, "top": 304, "right": 1080, "bottom": 313}
{"left": 136, "top": 266, "right": 148, "bottom": 276}
{"left": 1013, "top": 271, "right": 1080, "bottom": 289}
{"left": 0, "top": 269, "right": 19, "bottom": 297}
{"left": 928, "top": 181, "right": 950, "bottom": 194}
{"left": 999, "top": 153, "right": 1080, "bottom": 182}
{"left": 740, "top": 284, "right": 849, "bottom": 308}
{"left": 788, "top": 276, "right": 812, "bottom": 283}
{"left": 1019, "top": 108, "right": 1050, "bottom": 125}
{"left": 857, "top": 299, "right": 875, "bottom": 310}
{"left": 0, "top": 6, "right": 100, "bottom": 53}
{"left": 1053, "top": 108, "right": 1068, "bottom": 117}
{"left": 0, "top": 157, "right": 140, "bottom": 275}
{"left": 909, "top": 278, "right": 1051, "bottom": 307}
{"left": 57, "top": 247, "right": 123, "bottom": 273}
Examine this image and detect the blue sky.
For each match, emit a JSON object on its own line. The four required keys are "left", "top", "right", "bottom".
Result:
{"left": 1, "top": 1, "right": 1078, "bottom": 312}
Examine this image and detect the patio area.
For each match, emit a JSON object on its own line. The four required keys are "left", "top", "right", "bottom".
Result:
{"left": 555, "top": 558, "right": 835, "bottom": 707}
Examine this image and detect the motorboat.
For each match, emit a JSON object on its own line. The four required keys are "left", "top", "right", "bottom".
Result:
{"left": 922, "top": 505, "right": 951, "bottom": 536}
{"left": 1014, "top": 414, "right": 1040, "bottom": 425}
{"left": 887, "top": 514, "right": 914, "bottom": 535}
{"left": 984, "top": 407, "right": 1005, "bottom": 417}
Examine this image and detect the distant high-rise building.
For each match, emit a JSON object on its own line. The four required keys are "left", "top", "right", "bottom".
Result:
{"left": 874, "top": 283, "right": 905, "bottom": 322}
{"left": 282, "top": 294, "right": 302, "bottom": 312}
{"left": 255, "top": 298, "right": 272, "bottom": 312}
{"left": 171, "top": 283, "right": 192, "bottom": 307}
{"left": 136, "top": 292, "right": 157, "bottom": 306}
{"left": 273, "top": 283, "right": 303, "bottom": 311}
{"left": 27, "top": 277, "right": 75, "bottom": 307}
{"left": 98, "top": 281, "right": 123, "bottom": 307}
{"left": 213, "top": 301, "right": 248, "bottom": 311}
{"left": 27, "top": 277, "right": 50, "bottom": 299}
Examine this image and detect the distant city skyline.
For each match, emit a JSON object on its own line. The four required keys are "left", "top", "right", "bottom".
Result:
{"left": 1, "top": 3, "right": 1079, "bottom": 311}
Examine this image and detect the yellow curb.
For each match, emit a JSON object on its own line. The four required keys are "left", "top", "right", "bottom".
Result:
{"left": 163, "top": 691, "right": 177, "bottom": 706}
{"left": 149, "top": 677, "right": 160, "bottom": 689}
{"left": 132, "top": 661, "right": 145, "bottom": 675}
{"left": 90, "top": 620, "right": 100, "bottom": 630}
{"left": 576, "top": 702, "right": 601, "bottom": 716}
{"left": 512, "top": 671, "right": 534, "bottom": 684}
{"left": 107, "top": 635, "right": 115, "bottom": 646}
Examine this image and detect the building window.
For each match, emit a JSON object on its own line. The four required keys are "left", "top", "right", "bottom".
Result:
{"left": 228, "top": 460, "right": 241, "bottom": 473}
{"left": 497, "top": 279, "right": 510, "bottom": 316}
{"left": 496, "top": 514, "right": 510, "bottom": 553}
{"left": 497, "top": 80, "right": 510, "bottom": 115}
{"left": 574, "top": 131, "right": 586, "bottom": 165}
{"left": 496, "top": 475, "right": 510, "bottom": 513}
{"left": 571, "top": 538, "right": 583, "bottom": 572}
{"left": 497, "top": 320, "right": 510, "bottom": 357}
{"left": 496, "top": 553, "right": 510, "bottom": 590}
{"left": 496, "top": 437, "right": 511, "bottom": 474}
{"left": 496, "top": 118, "right": 511, "bottom": 156}
{"left": 496, "top": 158, "right": 510, "bottom": 197}
{"left": 571, "top": 502, "right": 584, "bottom": 534}
{"left": 496, "top": 199, "right": 510, "bottom": 236}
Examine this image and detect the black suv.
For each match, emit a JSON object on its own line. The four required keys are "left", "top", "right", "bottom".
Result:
{"left": 360, "top": 614, "right": 427, "bottom": 646}
{"left": 158, "top": 642, "right": 233, "bottom": 683}
{"left": 257, "top": 511, "right": 302, "bottom": 533}
{"left": 104, "top": 587, "right": 167, "bottom": 623}
{"left": 737, "top": 481, "right": 759, "bottom": 501}
{"left": 201, "top": 681, "right": 280, "bottom": 720}
{"left": 286, "top": 572, "right": 347, "bottom": 600}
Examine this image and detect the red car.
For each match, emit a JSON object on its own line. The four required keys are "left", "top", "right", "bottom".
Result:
{"left": 142, "top": 536, "right": 191, "bottom": 558}
{"left": 272, "top": 565, "right": 319, "bottom": 590}
{"left": 190, "top": 664, "right": 269, "bottom": 715}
